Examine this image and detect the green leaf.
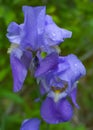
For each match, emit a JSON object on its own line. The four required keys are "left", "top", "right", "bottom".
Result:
{"left": 0, "top": 90, "right": 24, "bottom": 104}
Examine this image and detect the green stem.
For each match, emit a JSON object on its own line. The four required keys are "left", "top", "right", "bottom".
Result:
{"left": 36, "top": 81, "right": 43, "bottom": 103}
{"left": 1, "top": 114, "right": 6, "bottom": 130}
{"left": 46, "top": 123, "right": 50, "bottom": 130}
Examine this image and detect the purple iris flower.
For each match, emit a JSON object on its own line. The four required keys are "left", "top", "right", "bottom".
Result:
{"left": 6, "top": 6, "right": 72, "bottom": 92}
{"left": 35, "top": 54, "right": 86, "bottom": 124}
{"left": 7, "top": 6, "right": 72, "bottom": 51}
{"left": 35, "top": 54, "right": 86, "bottom": 89}
{"left": 40, "top": 83, "right": 78, "bottom": 124}
{"left": 20, "top": 118, "right": 41, "bottom": 130}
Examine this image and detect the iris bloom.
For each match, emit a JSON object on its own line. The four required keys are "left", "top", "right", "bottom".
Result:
{"left": 20, "top": 118, "right": 41, "bottom": 130}
{"left": 35, "top": 54, "right": 86, "bottom": 124}
{"left": 6, "top": 6, "right": 72, "bottom": 92}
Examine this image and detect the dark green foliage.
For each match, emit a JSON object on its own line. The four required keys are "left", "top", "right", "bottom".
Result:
{"left": 0, "top": 0, "right": 93, "bottom": 130}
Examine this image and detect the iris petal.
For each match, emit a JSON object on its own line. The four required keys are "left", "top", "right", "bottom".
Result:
{"left": 59, "top": 54, "right": 86, "bottom": 84}
{"left": 35, "top": 52, "right": 58, "bottom": 77}
{"left": 41, "top": 97, "right": 59, "bottom": 124}
{"left": 45, "top": 15, "right": 72, "bottom": 46}
{"left": 6, "top": 22, "right": 23, "bottom": 44}
{"left": 40, "top": 97, "right": 73, "bottom": 124}
{"left": 22, "top": 6, "right": 46, "bottom": 50}
{"left": 20, "top": 118, "right": 41, "bottom": 130}
{"left": 10, "top": 51, "right": 31, "bottom": 92}
{"left": 58, "top": 98, "right": 73, "bottom": 122}
{"left": 70, "top": 84, "right": 79, "bottom": 109}
{"left": 67, "top": 54, "right": 86, "bottom": 78}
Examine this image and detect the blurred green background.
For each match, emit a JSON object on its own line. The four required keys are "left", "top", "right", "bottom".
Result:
{"left": 0, "top": 0, "right": 93, "bottom": 130}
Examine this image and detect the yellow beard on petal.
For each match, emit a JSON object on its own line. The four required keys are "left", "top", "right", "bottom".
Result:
{"left": 51, "top": 85, "right": 68, "bottom": 93}
{"left": 54, "top": 93, "right": 60, "bottom": 102}
{"left": 51, "top": 85, "right": 68, "bottom": 102}
{"left": 7, "top": 43, "right": 19, "bottom": 54}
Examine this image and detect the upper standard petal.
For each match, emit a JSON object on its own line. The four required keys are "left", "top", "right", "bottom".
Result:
{"left": 21, "top": 6, "right": 46, "bottom": 50}
{"left": 35, "top": 52, "right": 58, "bottom": 77}
{"left": 6, "top": 22, "right": 23, "bottom": 44}
{"left": 7, "top": 6, "right": 72, "bottom": 53}
{"left": 44, "top": 15, "right": 72, "bottom": 46}
{"left": 58, "top": 54, "right": 86, "bottom": 84}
